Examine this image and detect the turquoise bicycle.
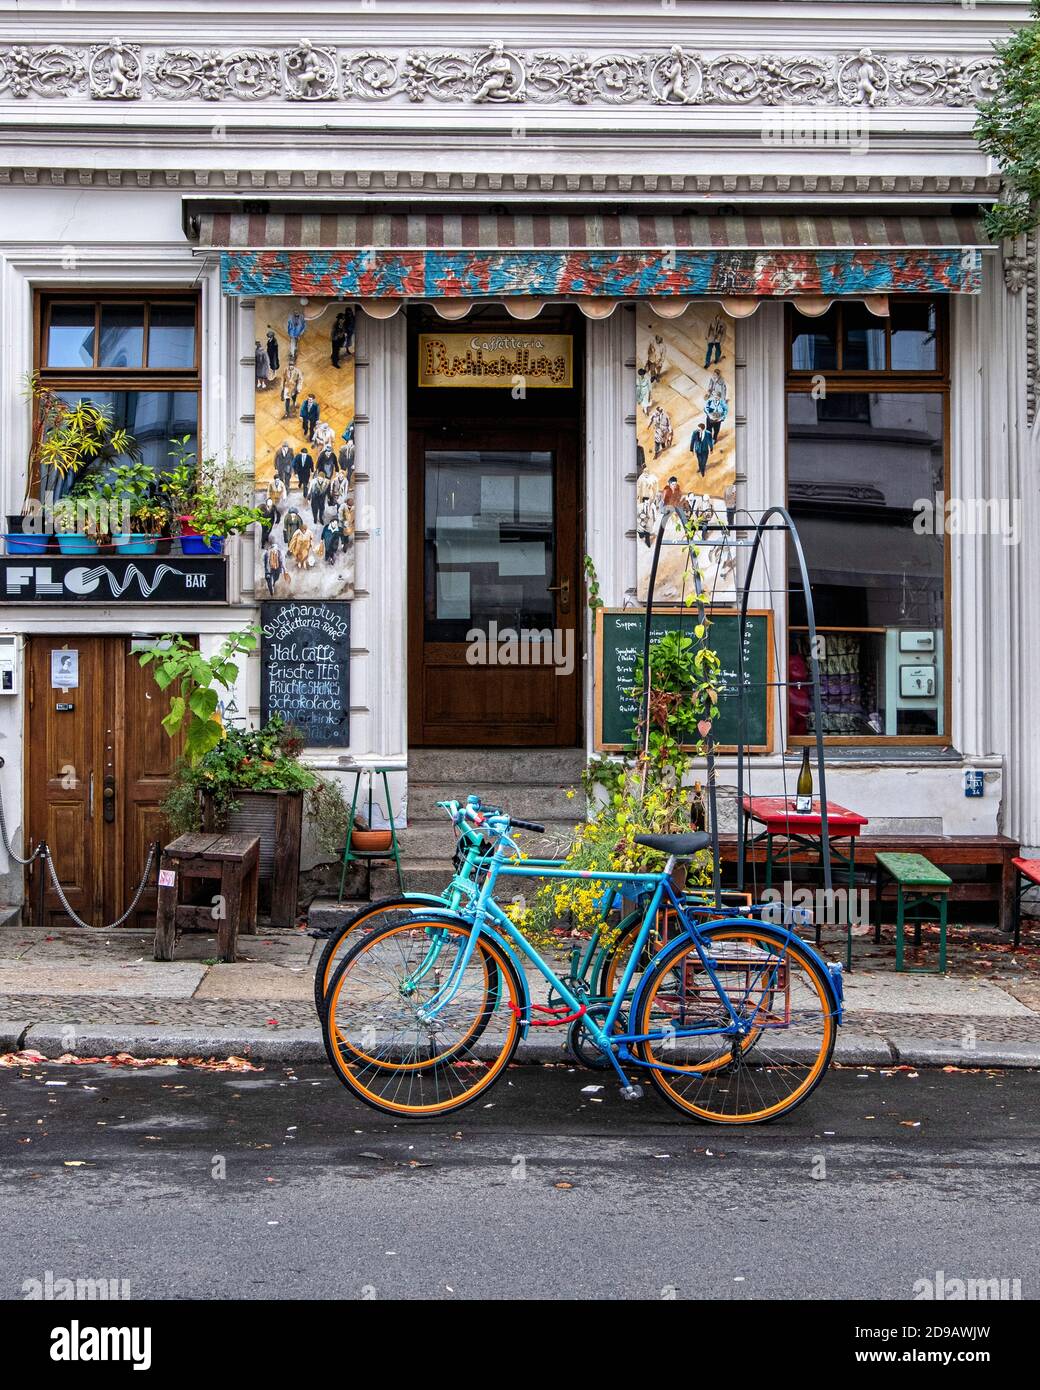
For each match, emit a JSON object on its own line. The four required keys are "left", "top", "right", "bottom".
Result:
{"left": 311, "top": 795, "right": 754, "bottom": 1039}
{"left": 322, "top": 801, "right": 844, "bottom": 1123}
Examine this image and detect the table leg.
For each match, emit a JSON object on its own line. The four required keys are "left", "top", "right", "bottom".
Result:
{"left": 1013, "top": 873, "right": 1022, "bottom": 949}
{"left": 873, "top": 860, "right": 882, "bottom": 945}
{"left": 153, "top": 853, "right": 177, "bottom": 962}
{"left": 1000, "top": 852, "right": 1016, "bottom": 942}
{"left": 939, "top": 894, "right": 948, "bottom": 974}
{"left": 337, "top": 772, "right": 362, "bottom": 903}
{"left": 217, "top": 861, "right": 244, "bottom": 964}
{"left": 895, "top": 886, "right": 905, "bottom": 972}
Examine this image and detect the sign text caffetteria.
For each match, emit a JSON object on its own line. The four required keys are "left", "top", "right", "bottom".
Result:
{"left": 0, "top": 556, "right": 228, "bottom": 603}
{"left": 418, "top": 332, "right": 573, "bottom": 388}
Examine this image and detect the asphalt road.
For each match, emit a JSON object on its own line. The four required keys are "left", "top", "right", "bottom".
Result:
{"left": 1, "top": 1059, "right": 1037, "bottom": 1301}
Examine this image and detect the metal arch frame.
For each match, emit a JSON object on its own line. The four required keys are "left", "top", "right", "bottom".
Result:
{"left": 637, "top": 502, "right": 831, "bottom": 906}
{"left": 736, "top": 504, "right": 831, "bottom": 893}
{"left": 639, "top": 506, "right": 722, "bottom": 907}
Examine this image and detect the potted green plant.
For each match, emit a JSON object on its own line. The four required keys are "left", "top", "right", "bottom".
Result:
{"left": 52, "top": 489, "right": 106, "bottom": 555}
{"left": 91, "top": 461, "right": 167, "bottom": 555}
{"left": 161, "top": 440, "right": 262, "bottom": 555}
{"left": 8, "top": 376, "right": 137, "bottom": 556}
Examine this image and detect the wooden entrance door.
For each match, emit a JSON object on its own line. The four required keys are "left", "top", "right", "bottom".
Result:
{"left": 408, "top": 425, "right": 582, "bottom": 746}
{"left": 24, "top": 635, "right": 185, "bottom": 927}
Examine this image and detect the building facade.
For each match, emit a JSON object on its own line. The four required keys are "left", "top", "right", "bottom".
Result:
{"left": 1, "top": 1, "right": 1038, "bottom": 918}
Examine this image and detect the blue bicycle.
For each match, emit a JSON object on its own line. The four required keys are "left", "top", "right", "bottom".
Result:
{"left": 322, "top": 802, "right": 844, "bottom": 1123}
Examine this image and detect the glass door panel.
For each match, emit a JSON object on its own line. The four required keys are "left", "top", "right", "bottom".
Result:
{"left": 423, "top": 449, "right": 555, "bottom": 642}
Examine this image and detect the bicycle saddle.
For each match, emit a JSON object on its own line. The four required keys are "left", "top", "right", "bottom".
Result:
{"left": 634, "top": 832, "right": 712, "bottom": 858}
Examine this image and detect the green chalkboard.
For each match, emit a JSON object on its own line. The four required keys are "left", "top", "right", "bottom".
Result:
{"left": 595, "top": 608, "right": 774, "bottom": 752}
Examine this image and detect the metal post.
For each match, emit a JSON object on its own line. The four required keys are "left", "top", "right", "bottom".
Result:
{"left": 34, "top": 845, "right": 46, "bottom": 928}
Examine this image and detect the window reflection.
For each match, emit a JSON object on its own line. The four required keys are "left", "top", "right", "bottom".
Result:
{"left": 787, "top": 391, "right": 945, "bottom": 737}
{"left": 99, "top": 305, "right": 145, "bottom": 368}
{"left": 790, "top": 307, "right": 838, "bottom": 371}
{"left": 49, "top": 391, "right": 198, "bottom": 498}
{"left": 148, "top": 304, "right": 196, "bottom": 369}
{"left": 47, "top": 305, "right": 95, "bottom": 368}
{"left": 424, "top": 450, "right": 554, "bottom": 643}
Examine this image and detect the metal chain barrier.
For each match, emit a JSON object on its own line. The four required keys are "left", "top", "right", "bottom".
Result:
{"left": 0, "top": 755, "right": 159, "bottom": 929}
{"left": 0, "top": 755, "right": 42, "bottom": 866}
{"left": 42, "top": 842, "right": 159, "bottom": 931}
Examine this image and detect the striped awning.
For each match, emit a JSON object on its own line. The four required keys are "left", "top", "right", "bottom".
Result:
{"left": 186, "top": 206, "right": 991, "bottom": 300}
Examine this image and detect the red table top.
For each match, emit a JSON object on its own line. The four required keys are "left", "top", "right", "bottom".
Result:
{"left": 742, "top": 796, "right": 869, "bottom": 836}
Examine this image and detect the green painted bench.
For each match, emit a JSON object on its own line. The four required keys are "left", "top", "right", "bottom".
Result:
{"left": 873, "top": 851, "right": 952, "bottom": 974}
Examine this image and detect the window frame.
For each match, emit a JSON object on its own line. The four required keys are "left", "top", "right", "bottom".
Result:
{"left": 786, "top": 296, "right": 947, "bottom": 380}
{"left": 32, "top": 289, "right": 202, "bottom": 493}
{"left": 784, "top": 298, "right": 952, "bottom": 749}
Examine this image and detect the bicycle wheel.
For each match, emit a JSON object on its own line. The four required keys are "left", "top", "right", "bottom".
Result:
{"left": 324, "top": 916, "right": 523, "bottom": 1117}
{"left": 313, "top": 895, "right": 443, "bottom": 1019}
{"left": 596, "top": 908, "right": 664, "bottom": 1002}
{"left": 634, "top": 923, "right": 836, "bottom": 1124}
{"left": 601, "top": 909, "right": 769, "bottom": 1076}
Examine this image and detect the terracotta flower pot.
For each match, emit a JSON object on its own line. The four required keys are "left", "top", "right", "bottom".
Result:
{"left": 351, "top": 828, "right": 393, "bottom": 852}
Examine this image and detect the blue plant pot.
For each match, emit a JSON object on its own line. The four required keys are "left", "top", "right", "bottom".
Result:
{"left": 180, "top": 534, "right": 224, "bottom": 555}
{"left": 4, "top": 532, "right": 48, "bottom": 555}
{"left": 56, "top": 534, "right": 100, "bottom": 555}
{"left": 112, "top": 534, "right": 159, "bottom": 555}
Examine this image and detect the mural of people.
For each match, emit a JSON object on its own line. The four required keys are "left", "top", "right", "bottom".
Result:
{"left": 281, "top": 363, "right": 303, "bottom": 418}
{"left": 254, "top": 297, "right": 356, "bottom": 598}
{"left": 635, "top": 306, "right": 736, "bottom": 602}
{"left": 255, "top": 339, "right": 272, "bottom": 391}
{"left": 265, "top": 325, "right": 280, "bottom": 373}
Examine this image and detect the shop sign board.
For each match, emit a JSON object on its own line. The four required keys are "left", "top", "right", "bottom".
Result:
{"left": 0, "top": 555, "right": 228, "bottom": 603}
{"left": 418, "top": 332, "right": 573, "bottom": 388}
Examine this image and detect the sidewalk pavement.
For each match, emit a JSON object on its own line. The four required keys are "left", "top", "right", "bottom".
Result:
{"left": 1, "top": 905, "right": 1038, "bottom": 1069}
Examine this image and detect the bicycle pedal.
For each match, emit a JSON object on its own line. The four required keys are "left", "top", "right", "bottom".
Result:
{"left": 618, "top": 1084, "right": 644, "bottom": 1102}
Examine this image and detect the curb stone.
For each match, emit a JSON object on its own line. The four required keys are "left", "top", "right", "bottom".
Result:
{"left": 0, "top": 1020, "right": 30, "bottom": 1051}
{"left": 21, "top": 1023, "right": 327, "bottom": 1065}
{"left": 887, "top": 1036, "right": 1040, "bottom": 1069}
{"left": 11, "top": 1022, "right": 1040, "bottom": 1069}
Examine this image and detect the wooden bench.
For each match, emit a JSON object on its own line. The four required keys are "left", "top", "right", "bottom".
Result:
{"left": 720, "top": 832, "right": 1020, "bottom": 937}
{"left": 873, "top": 852, "right": 951, "bottom": 973}
{"left": 154, "top": 833, "right": 260, "bottom": 964}
{"left": 1011, "top": 858, "right": 1040, "bottom": 947}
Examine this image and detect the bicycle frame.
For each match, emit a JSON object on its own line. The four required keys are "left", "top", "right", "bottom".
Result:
{"left": 413, "top": 832, "right": 824, "bottom": 1091}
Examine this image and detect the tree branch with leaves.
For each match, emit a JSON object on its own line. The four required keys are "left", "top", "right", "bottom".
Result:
{"left": 975, "top": 1, "right": 1040, "bottom": 240}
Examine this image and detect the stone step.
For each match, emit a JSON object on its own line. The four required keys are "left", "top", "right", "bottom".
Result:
{"left": 407, "top": 747, "right": 586, "bottom": 785}
{"left": 406, "top": 781, "right": 581, "bottom": 823}
{"left": 393, "top": 819, "right": 575, "bottom": 862}
{"left": 370, "top": 861, "right": 453, "bottom": 898}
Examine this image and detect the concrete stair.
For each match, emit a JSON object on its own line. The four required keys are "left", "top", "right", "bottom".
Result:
{"left": 367, "top": 746, "right": 587, "bottom": 899}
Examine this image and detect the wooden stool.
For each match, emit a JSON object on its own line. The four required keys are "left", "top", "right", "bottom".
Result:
{"left": 154, "top": 833, "right": 260, "bottom": 964}
{"left": 873, "top": 851, "right": 951, "bottom": 974}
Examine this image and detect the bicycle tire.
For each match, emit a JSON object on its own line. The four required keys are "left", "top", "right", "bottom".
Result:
{"left": 634, "top": 922, "right": 837, "bottom": 1124}
{"left": 312, "top": 894, "right": 444, "bottom": 1020}
{"left": 323, "top": 916, "right": 524, "bottom": 1117}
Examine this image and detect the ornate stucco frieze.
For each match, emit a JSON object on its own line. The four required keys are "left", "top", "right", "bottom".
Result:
{"left": 0, "top": 38, "right": 999, "bottom": 108}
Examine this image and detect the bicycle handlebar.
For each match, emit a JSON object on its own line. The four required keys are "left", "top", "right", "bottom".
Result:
{"left": 509, "top": 818, "right": 545, "bottom": 834}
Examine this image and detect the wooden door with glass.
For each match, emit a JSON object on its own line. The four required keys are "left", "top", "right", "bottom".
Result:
{"left": 408, "top": 426, "right": 581, "bottom": 746}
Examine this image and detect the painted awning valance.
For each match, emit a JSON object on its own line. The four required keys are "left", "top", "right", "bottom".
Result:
{"left": 186, "top": 206, "right": 992, "bottom": 301}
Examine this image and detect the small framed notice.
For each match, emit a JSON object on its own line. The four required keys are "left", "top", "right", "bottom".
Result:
{"left": 51, "top": 649, "right": 79, "bottom": 689}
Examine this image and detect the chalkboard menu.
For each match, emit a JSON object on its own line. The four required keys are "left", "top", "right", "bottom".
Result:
{"left": 595, "top": 608, "right": 774, "bottom": 753}
{"left": 260, "top": 602, "right": 350, "bottom": 746}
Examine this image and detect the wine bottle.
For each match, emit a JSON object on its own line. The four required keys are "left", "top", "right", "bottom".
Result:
{"left": 795, "top": 748, "right": 813, "bottom": 814}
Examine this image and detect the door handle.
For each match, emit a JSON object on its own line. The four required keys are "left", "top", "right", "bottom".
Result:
{"left": 88, "top": 772, "right": 94, "bottom": 820}
{"left": 547, "top": 577, "right": 571, "bottom": 613}
{"left": 102, "top": 774, "right": 116, "bottom": 824}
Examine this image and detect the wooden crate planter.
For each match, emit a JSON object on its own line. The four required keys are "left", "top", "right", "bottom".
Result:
{"left": 202, "top": 789, "right": 302, "bottom": 927}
